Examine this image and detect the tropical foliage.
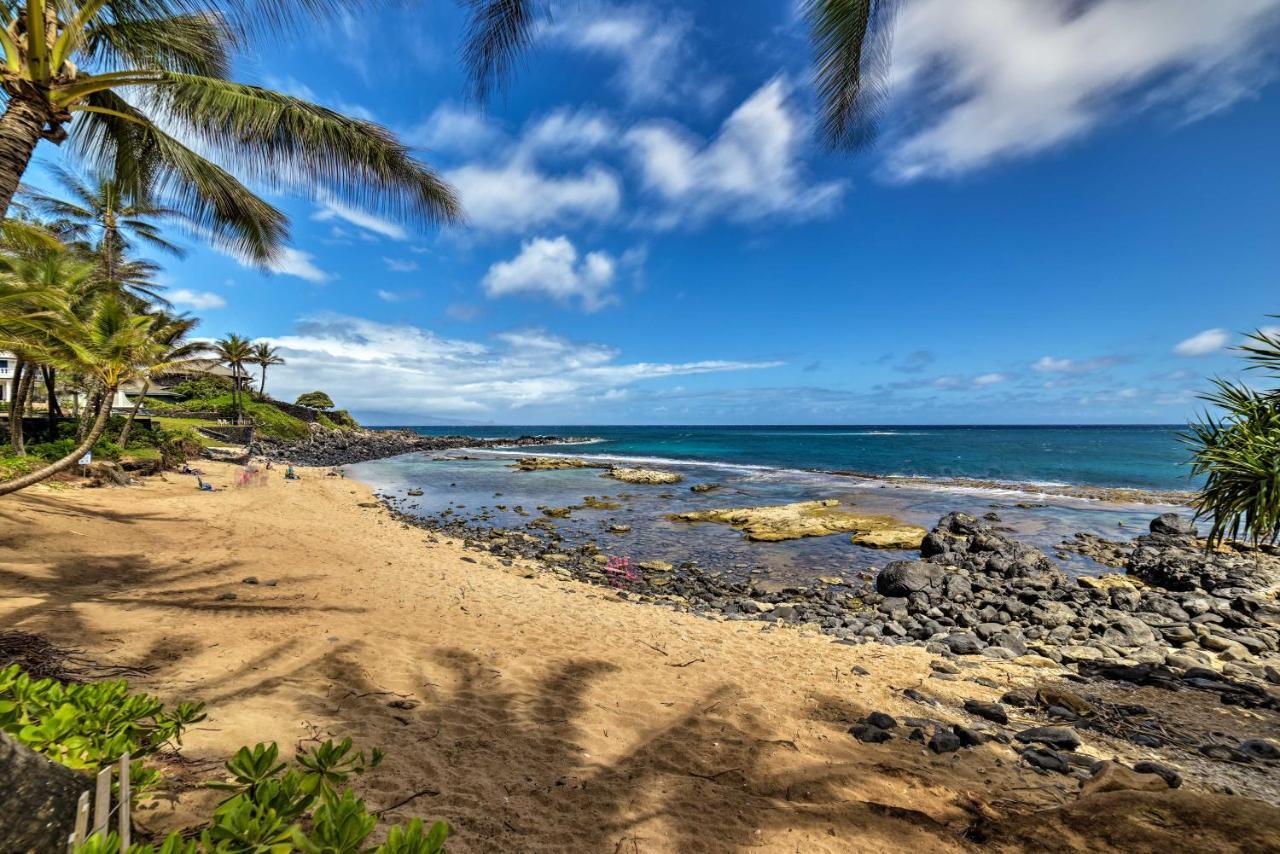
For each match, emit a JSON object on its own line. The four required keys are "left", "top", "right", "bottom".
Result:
{"left": 295, "top": 390, "right": 334, "bottom": 410}
{"left": 2, "top": 665, "right": 447, "bottom": 854}
{"left": 1185, "top": 324, "right": 1280, "bottom": 547}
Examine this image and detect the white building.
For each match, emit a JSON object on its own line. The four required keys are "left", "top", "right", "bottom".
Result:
{"left": 0, "top": 351, "right": 13, "bottom": 404}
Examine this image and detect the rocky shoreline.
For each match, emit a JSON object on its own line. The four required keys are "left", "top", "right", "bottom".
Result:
{"left": 249, "top": 427, "right": 573, "bottom": 466}
{"left": 379, "top": 492, "right": 1280, "bottom": 791}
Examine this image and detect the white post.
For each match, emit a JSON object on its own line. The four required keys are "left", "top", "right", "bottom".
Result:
{"left": 72, "top": 790, "right": 90, "bottom": 847}
{"left": 92, "top": 767, "right": 111, "bottom": 837}
{"left": 117, "top": 753, "right": 131, "bottom": 848}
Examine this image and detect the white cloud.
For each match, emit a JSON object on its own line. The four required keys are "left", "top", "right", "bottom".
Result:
{"left": 482, "top": 236, "right": 622, "bottom": 311}
{"left": 541, "top": 2, "right": 722, "bottom": 107}
{"left": 1032, "top": 356, "right": 1075, "bottom": 373}
{"left": 267, "top": 247, "right": 330, "bottom": 283}
{"left": 377, "top": 288, "right": 420, "bottom": 303}
{"left": 405, "top": 104, "right": 505, "bottom": 154}
{"left": 886, "top": 0, "right": 1280, "bottom": 180}
{"left": 169, "top": 289, "right": 226, "bottom": 310}
{"left": 1174, "top": 327, "right": 1232, "bottom": 356}
{"left": 446, "top": 160, "right": 622, "bottom": 233}
{"left": 625, "top": 77, "right": 845, "bottom": 227}
{"left": 383, "top": 257, "right": 419, "bottom": 273}
{"left": 973, "top": 372, "right": 1008, "bottom": 386}
{"left": 263, "top": 314, "right": 782, "bottom": 419}
{"left": 313, "top": 199, "right": 407, "bottom": 241}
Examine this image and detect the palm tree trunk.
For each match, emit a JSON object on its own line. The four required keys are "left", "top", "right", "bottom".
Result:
{"left": 0, "top": 96, "right": 50, "bottom": 217}
{"left": 43, "top": 367, "right": 60, "bottom": 422}
{"left": 118, "top": 379, "right": 149, "bottom": 447}
{"left": 259, "top": 364, "right": 267, "bottom": 396}
{"left": 8, "top": 363, "right": 36, "bottom": 456}
{"left": 8, "top": 360, "right": 24, "bottom": 453}
{"left": 76, "top": 387, "right": 102, "bottom": 442}
{"left": 0, "top": 389, "right": 115, "bottom": 497}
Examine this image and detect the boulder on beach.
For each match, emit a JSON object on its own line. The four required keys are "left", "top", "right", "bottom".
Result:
{"left": 607, "top": 467, "right": 683, "bottom": 485}
{"left": 667, "top": 499, "right": 925, "bottom": 543}
{"left": 511, "top": 456, "right": 602, "bottom": 471}
{"left": 851, "top": 527, "right": 927, "bottom": 549}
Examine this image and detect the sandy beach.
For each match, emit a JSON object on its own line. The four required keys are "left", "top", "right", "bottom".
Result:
{"left": 3, "top": 464, "right": 1279, "bottom": 853}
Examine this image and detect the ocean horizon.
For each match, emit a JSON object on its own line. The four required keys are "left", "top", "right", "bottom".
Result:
{"left": 378, "top": 424, "right": 1195, "bottom": 492}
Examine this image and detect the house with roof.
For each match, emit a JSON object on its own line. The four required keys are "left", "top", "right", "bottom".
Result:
{"left": 1, "top": 351, "right": 14, "bottom": 405}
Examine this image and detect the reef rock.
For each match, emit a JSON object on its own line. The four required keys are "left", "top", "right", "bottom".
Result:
{"left": 607, "top": 467, "right": 684, "bottom": 485}
{"left": 668, "top": 499, "right": 924, "bottom": 544}
{"left": 511, "top": 456, "right": 602, "bottom": 471}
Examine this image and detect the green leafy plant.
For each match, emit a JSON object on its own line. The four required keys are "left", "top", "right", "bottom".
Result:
{"left": 0, "top": 664, "right": 205, "bottom": 794}
{"left": 1185, "top": 324, "right": 1280, "bottom": 547}
{"left": 295, "top": 391, "right": 335, "bottom": 411}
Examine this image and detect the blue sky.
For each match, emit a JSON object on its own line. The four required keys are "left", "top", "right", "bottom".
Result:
{"left": 29, "top": 0, "right": 1280, "bottom": 424}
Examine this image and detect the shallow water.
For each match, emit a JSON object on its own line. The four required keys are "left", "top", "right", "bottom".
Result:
{"left": 350, "top": 449, "right": 1186, "bottom": 587}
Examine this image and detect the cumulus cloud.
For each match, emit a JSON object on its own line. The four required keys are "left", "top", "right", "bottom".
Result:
{"left": 267, "top": 247, "right": 330, "bottom": 283}
{"left": 625, "top": 77, "right": 845, "bottom": 227}
{"left": 541, "top": 2, "right": 723, "bottom": 107}
{"left": 972, "top": 372, "right": 1009, "bottom": 386}
{"left": 446, "top": 160, "right": 622, "bottom": 233}
{"left": 886, "top": 0, "right": 1280, "bottom": 180}
{"left": 262, "top": 314, "right": 783, "bottom": 419}
{"left": 405, "top": 104, "right": 505, "bottom": 154}
{"left": 1174, "top": 327, "right": 1232, "bottom": 356}
{"left": 482, "top": 236, "right": 622, "bottom": 311}
{"left": 168, "top": 289, "right": 226, "bottom": 310}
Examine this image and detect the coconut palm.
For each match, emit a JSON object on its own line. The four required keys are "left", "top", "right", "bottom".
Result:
{"left": 0, "top": 232, "right": 96, "bottom": 453}
{"left": 18, "top": 164, "right": 184, "bottom": 284}
{"left": 117, "top": 310, "right": 202, "bottom": 447}
{"left": 212, "top": 332, "right": 251, "bottom": 422}
{"left": 0, "top": 293, "right": 155, "bottom": 495}
{"left": 1185, "top": 325, "right": 1280, "bottom": 548}
{"left": 0, "top": 0, "right": 567, "bottom": 264}
{"left": 249, "top": 340, "right": 283, "bottom": 397}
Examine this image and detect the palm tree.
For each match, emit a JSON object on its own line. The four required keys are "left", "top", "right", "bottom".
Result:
{"left": 19, "top": 164, "right": 184, "bottom": 284}
{"left": 0, "top": 0, "right": 558, "bottom": 262}
{"left": 117, "top": 311, "right": 203, "bottom": 447}
{"left": 212, "top": 333, "right": 251, "bottom": 423}
{"left": 0, "top": 294, "right": 155, "bottom": 496}
{"left": 0, "top": 231, "right": 96, "bottom": 453}
{"left": 1185, "top": 325, "right": 1280, "bottom": 548}
{"left": 249, "top": 341, "right": 284, "bottom": 397}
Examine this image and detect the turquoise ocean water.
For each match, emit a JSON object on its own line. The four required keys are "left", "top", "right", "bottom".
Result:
{"left": 351, "top": 426, "right": 1195, "bottom": 585}
{"left": 389, "top": 425, "right": 1193, "bottom": 491}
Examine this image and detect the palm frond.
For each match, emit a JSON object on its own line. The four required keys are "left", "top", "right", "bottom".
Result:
{"left": 803, "top": 0, "right": 898, "bottom": 150}
{"left": 150, "top": 74, "right": 462, "bottom": 228}
{"left": 69, "top": 89, "right": 288, "bottom": 262}
{"left": 83, "top": 11, "right": 233, "bottom": 76}
{"left": 461, "top": 0, "right": 547, "bottom": 100}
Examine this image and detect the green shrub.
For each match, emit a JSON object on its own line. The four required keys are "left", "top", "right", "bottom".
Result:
{"left": 0, "top": 454, "right": 41, "bottom": 480}
{"left": 244, "top": 401, "right": 309, "bottom": 441}
{"left": 0, "top": 664, "right": 205, "bottom": 796}
{"left": 27, "top": 437, "right": 123, "bottom": 462}
{"left": 168, "top": 376, "right": 233, "bottom": 401}
{"left": 329, "top": 409, "right": 359, "bottom": 429}
{"left": 295, "top": 391, "right": 335, "bottom": 410}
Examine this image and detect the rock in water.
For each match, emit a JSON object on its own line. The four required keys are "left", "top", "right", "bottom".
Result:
{"left": 608, "top": 467, "right": 683, "bottom": 485}
{"left": 1149, "top": 513, "right": 1197, "bottom": 537}
{"left": 0, "top": 732, "right": 89, "bottom": 853}
{"left": 668, "top": 500, "right": 923, "bottom": 543}
{"left": 511, "top": 456, "right": 600, "bottom": 471}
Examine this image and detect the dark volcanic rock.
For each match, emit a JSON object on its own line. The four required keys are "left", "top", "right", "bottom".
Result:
{"left": 1015, "top": 726, "right": 1081, "bottom": 751}
{"left": 1150, "top": 513, "right": 1197, "bottom": 537}
{"left": 963, "top": 699, "right": 1009, "bottom": 725}
{"left": 850, "top": 724, "right": 892, "bottom": 744}
{"left": 928, "top": 729, "right": 962, "bottom": 754}
{"left": 251, "top": 427, "right": 571, "bottom": 467}
{"left": 866, "top": 711, "right": 898, "bottom": 730}
{"left": 1020, "top": 747, "right": 1070, "bottom": 774}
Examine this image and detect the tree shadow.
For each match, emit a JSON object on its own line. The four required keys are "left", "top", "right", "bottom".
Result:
{"left": 271, "top": 646, "right": 1019, "bottom": 853}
